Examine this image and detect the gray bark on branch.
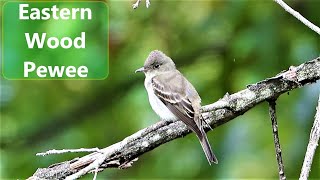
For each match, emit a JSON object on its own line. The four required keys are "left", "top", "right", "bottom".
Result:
{"left": 28, "top": 57, "right": 320, "bottom": 180}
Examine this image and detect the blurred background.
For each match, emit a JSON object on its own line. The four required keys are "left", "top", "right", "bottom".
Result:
{"left": 0, "top": 0, "right": 319, "bottom": 179}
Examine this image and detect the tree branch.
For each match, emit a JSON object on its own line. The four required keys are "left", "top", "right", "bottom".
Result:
{"left": 28, "top": 57, "right": 320, "bottom": 180}
{"left": 299, "top": 95, "right": 320, "bottom": 180}
{"left": 274, "top": 0, "right": 320, "bottom": 35}
{"left": 268, "top": 100, "right": 286, "bottom": 180}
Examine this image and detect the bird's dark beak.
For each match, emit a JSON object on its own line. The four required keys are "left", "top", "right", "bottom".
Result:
{"left": 135, "top": 67, "right": 145, "bottom": 73}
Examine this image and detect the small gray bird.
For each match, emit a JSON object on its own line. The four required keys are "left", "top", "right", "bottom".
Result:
{"left": 135, "top": 50, "right": 218, "bottom": 165}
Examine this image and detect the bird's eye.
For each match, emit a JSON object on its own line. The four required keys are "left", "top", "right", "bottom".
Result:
{"left": 154, "top": 64, "right": 160, "bottom": 69}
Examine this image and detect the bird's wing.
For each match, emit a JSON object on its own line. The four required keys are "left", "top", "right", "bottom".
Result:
{"left": 151, "top": 72, "right": 202, "bottom": 134}
{"left": 152, "top": 71, "right": 218, "bottom": 164}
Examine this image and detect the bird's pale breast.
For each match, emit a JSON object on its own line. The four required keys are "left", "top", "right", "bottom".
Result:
{"left": 144, "top": 75, "right": 177, "bottom": 121}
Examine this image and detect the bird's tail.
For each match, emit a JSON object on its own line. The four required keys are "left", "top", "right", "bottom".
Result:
{"left": 196, "top": 129, "right": 218, "bottom": 165}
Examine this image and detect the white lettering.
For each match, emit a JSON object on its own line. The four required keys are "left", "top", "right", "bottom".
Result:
{"left": 41, "top": 8, "right": 50, "bottom": 20}
{"left": 60, "top": 8, "right": 70, "bottom": 19}
{"left": 48, "top": 66, "right": 65, "bottom": 77}
{"left": 78, "top": 66, "right": 88, "bottom": 77}
{"left": 81, "top": 8, "right": 92, "bottom": 20}
{"left": 60, "top": 37, "right": 72, "bottom": 49}
{"left": 47, "top": 37, "right": 60, "bottom": 49}
{"left": 25, "top": 33, "right": 46, "bottom": 48}
{"left": 51, "top": 5, "right": 59, "bottom": 20}
{"left": 19, "top": 4, "right": 29, "bottom": 20}
{"left": 24, "top": 61, "right": 36, "bottom": 77}
{"left": 74, "top": 32, "right": 85, "bottom": 49}
{"left": 72, "top": 8, "right": 79, "bottom": 19}
{"left": 66, "top": 66, "right": 76, "bottom": 77}
{"left": 25, "top": 32, "right": 85, "bottom": 49}
{"left": 23, "top": 61, "right": 88, "bottom": 78}
{"left": 37, "top": 66, "right": 47, "bottom": 77}
{"left": 19, "top": 4, "right": 92, "bottom": 20}
{"left": 30, "top": 8, "right": 40, "bottom": 20}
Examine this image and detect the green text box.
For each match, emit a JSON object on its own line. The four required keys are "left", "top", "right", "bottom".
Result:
{"left": 2, "top": 1, "right": 109, "bottom": 80}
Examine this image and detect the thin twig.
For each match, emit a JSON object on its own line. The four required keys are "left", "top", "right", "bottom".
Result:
{"left": 36, "top": 148, "right": 101, "bottom": 156}
{"left": 274, "top": 0, "right": 320, "bottom": 35}
{"left": 93, "top": 165, "right": 99, "bottom": 180}
{"left": 299, "top": 95, "right": 320, "bottom": 180}
{"left": 132, "top": 0, "right": 141, "bottom": 9}
{"left": 132, "top": 0, "right": 151, "bottom": 9}
{"left": 268, "top": 100, "right": 286, "bottom": 180}
{"left": 146, "top": 0, "right": 150, "bottom": 8}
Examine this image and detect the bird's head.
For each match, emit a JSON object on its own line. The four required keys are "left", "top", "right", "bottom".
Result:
{"left": 135, "top": 50, "right": 176, "bottom": 76}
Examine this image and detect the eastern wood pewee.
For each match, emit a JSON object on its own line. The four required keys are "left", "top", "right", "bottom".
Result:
{"left": 135, "top": 50, "right": 218, "bottom": 165}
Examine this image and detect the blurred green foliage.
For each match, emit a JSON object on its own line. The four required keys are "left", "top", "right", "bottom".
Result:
{"left": 0, "top": 0, "right": 319, "bottom": 179}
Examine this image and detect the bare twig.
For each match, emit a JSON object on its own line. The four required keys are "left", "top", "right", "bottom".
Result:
{"left": 92, "top": 166, "right": 98, "bottom": 180}
{"left": 146, "top": 0, "right": 150, "bottom": 8}
{"left": 132, "top": 0, "right": 150, "bottom": 9}
{"left": 36, "top": 148, "right": 101, "bottom": 156}
{"left": 28, "top": 57, "right": 320, "bottom": 179}
{"left": 299, "top": 95, "right": 320, "bottom": 180}
{"left": 132, "top": 0, "right": 141, "bottom": 9}
{"left": 268, "top": 100, "right": 286, "bottom": 180}
{"left": 274, "top": 0, "right": 320, "bottom": 35}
